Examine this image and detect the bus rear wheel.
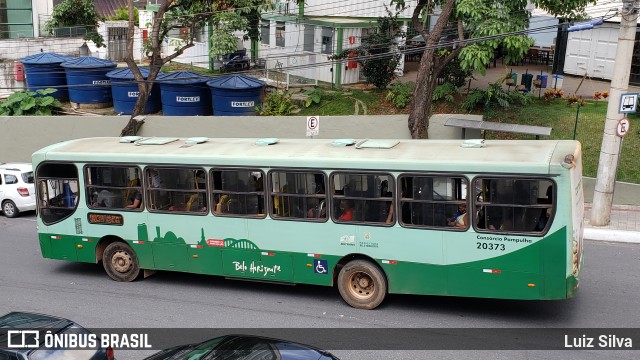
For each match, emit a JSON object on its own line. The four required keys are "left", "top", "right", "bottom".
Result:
{"left": 337, "top": 260, "right": 387, "bottom": 309}
{"left": 103, "top": 242, "right": 140, "bottom": 282}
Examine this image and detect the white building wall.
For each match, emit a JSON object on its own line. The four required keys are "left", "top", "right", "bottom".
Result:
{"left": 289, "top": 0, "right": 416, "bottom": 19}
{"left": 31, "top": 0, "right": 53, "bottom": 38}
{"left": 0, "top": 37, "right": 84, "bottom": 60}
{"left": 257, "top": 21, "right": 369, "bottom": 84}
{"left": 163, "top": 39, "right": 209, "bottom": 68}
{"left": 563, "top": 22, "right": 618, "bottom": 80}
{"left": 340, "top": 27, "right": 362, "bottom": 84}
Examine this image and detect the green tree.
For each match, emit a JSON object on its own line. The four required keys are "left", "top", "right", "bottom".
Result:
{"left": 391, "top": 0, "right": 596, "bottom": 138}
{"left": 110, "top": 6, "right": 139, "bottom": 24}
{"left": 359, "top": 14, "right": 403, "bottom": 90}
{"left": 45, "top": 0, "right": 104, "bottom": 47}
{"left": 209, "top": 0, "right": 273, "bottom": 60}
{"left": 122, "top": 0, "right": 271, "bottom": 135}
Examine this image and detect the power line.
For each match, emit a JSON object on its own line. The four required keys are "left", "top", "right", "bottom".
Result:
{"left": 0, "top": 2, "right": 622, "bottom": 90}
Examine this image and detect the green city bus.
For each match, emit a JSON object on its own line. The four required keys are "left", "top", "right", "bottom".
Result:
{"left": 32, "top": 137, "right": 584, "bottom": 309}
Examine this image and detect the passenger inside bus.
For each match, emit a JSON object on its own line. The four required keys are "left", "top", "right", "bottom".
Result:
{"left": 306, "top": 198, "right": 326, "bottom": 218}
{"left": 447, "top": 203, "right": 467, "bottom": 228}
{"left": 215, "top": 194, "right": 229, "bottom": 214}
{"left": 338, "top": 200, "right": 354, "bottom": 221}
{"left": 535, "top": 208, "right": 551, "bottom": 231}
{"left": 125, "top": 179, "right": 142, "bottom": 209}
{"left": 125, "top": 190, "right": 142, "bottom": 208}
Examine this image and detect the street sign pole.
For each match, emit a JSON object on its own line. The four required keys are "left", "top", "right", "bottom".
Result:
{"left": 591, "top": 0, "right": 639, "bottom": 226}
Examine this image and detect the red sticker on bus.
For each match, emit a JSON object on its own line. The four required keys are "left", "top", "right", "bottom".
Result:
{"left": 207, "top": 239, "right": 225, "bottom": 247}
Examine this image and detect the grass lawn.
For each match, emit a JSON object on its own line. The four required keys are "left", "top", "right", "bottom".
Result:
{"left": 296, "top": 89, "right": 396, "bottom": 116}
{"left": 483, "top": 98, "right": 639, "bottom": 184}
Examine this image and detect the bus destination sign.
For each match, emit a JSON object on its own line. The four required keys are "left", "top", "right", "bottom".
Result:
{"left": 88, "top": 213, "right": 124, "bottom": 226}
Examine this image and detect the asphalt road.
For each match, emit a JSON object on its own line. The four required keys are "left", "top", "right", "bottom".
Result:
{"left": 1, "top": 213, "right": 639, "bottom": 360}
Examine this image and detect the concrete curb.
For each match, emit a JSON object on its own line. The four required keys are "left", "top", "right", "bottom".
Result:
{"left": 584, "top": 228, "right": 640, "bottom": 244}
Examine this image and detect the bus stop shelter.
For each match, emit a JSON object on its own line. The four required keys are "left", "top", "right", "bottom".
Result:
{"left": 445, "top": 118, "right": 552, "bottom": 140}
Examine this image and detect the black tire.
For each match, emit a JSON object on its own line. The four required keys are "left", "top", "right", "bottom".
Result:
{"left": 103, "top": 242, "right": 141, "bottom": 282}
{"left": 2, "top": 200, "right": 18, "bottom": 218}
{"left": 337, "top": 260, "right": 387, "bottom": 309}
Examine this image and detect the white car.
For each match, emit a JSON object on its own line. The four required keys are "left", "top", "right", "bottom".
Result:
{"left": 0, "top": 163, "right": 36, "bottom": 218}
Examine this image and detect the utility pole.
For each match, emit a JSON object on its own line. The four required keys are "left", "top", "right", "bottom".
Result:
{"left": 591, "top": 0, "right": 639, "bottom": 226}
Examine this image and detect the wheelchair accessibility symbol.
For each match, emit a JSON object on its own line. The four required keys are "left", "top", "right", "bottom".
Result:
{"left": 314, "top": 259, "right": 328, "bottom": 274}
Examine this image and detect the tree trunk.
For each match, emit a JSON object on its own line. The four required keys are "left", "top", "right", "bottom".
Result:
{"left": 406, "top": 0, "right": 460, "bottom": 139}
{"left": 408, "top": 49, "right": 438, "bottom": 139}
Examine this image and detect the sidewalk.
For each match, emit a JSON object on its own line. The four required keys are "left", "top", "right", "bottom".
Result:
{"left": 584, "top": 204, "right": 640, "bottom": 243}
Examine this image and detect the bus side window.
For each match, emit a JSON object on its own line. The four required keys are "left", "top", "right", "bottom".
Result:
{"left": 475, "top": 178, "right": 554, "bottom": 234}
{"left": 399, "top": 175, "right": 467, "bottom": 229}
{"left": 270, "top": 170, "right": 326, "bottom": 221}
{"left": 36, "top": 163, "right": 80, "bottom": 225}
{"left": 212, "top": 169, "right": 265, "bottom": 218}
{"left": 146, "top": 167, "right": 207, "bottom": 214}
{"left": 331, "top": 173, "right": 394, "bottom": 226}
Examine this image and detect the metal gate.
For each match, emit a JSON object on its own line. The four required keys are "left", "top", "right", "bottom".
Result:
{"left": 107, "top": 27, "right": 128, "bottom": 61}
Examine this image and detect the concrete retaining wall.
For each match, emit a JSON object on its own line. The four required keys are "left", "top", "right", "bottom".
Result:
{"left": 1, "top": 115, "right": 413, "bottom": 165}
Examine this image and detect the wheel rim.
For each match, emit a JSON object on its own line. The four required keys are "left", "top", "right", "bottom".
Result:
{"left": 3, "top": 203, "right": 15, "bottom": 216}
{"left": 111, "top": 250, "right": 132, "bottom": 273}
{"left": 347, "top": 271, "right": 376, "bottom": 300}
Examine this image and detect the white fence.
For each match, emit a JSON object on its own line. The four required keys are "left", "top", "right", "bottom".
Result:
{"left": 163, "top": 38, "right": 210, "bottom": 69}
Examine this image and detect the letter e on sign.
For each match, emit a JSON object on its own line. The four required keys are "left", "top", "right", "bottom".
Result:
{"left": 306, "top": 116, "right": 320, "bottom": 137}
{"left": 617, "top": 118, "right": 630, "bottom": 137}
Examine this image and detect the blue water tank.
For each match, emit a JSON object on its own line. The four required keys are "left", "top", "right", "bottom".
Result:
{"left": 21, "top": 53, "right": 73, "bottom": 100}
{"left": 207, "top": 75, "right": 265, "bottom": 116}
{"left": 61, "top": 57, "right": 117, "bottom": 106}
{"left": 157, "top": 71, "right": 212, "bottom": 116}
{"left": 106, "top": 67, "right": 162, "bottom": 115}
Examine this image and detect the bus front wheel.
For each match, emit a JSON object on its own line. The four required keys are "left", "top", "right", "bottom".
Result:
{"left": 337, "top": 260, "right": 387, "bottom": 309}
{"left": 103, "top": 242, "right": 140, "bottom": 282}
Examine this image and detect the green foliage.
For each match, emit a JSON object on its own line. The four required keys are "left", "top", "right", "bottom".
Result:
{"left": 45, "top": 0, "right": 104, "bottom": 47}
{"left": 461, "top": 89, "right": 488, "bottom": 111}
{"left": 391, "top": 0, "right": 596, "bottom": 76}
{"left": 359, "top": 59, "right": 398, "bottom": 90}
{"left": 461, "top": 83, "right": 531, "bottom": 111}
{"left": 0, "top": 89, "right": 62, "bottom": 116}
{"left": 257, "top": 91, "right": 297, "bottom": 116}
{"left": 386, "top": 82, "right": 415, "bottom": 109}
{"left": 358, "top": 14, "right": 403, "bottom": 89}
{"left": 146, "top": 1, "right": 270, "bottom": 60}
{"left": 507, "top": 89, "right": 533, "bottom": 107}
{"left": 439, "top": 54, "right": 472, "bottom": 87}
{"left": 303, "top": 88, "right": 325, "bottom": 107}
{"left": 432, "top": 82, "right": 460, "bottom": 103}
{"left": 205, "top": 0, "right": 272, "bottom": 57}
{"left": 110, "top": 6, "right": 138, "bottom": 24}
{"left": 458, "top": 44, "right": 493, "bottom": 77}
{"left": 209, "top": 12, "right": 249, "bottom": 57}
